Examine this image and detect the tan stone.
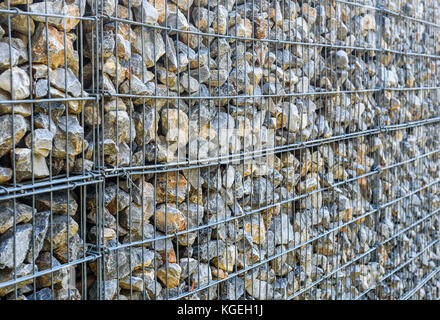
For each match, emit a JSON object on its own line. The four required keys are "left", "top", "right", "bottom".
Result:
{"left": 157, "top": 263, "right": 181, "bottom": 288}
{"left": 32, "top": 25, "right": 73, "bottom": 70}
{"left": 155, "top": 203, "right": 186, "bottom": 234}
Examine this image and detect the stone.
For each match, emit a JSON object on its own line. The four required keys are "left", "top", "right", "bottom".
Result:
{"left": 89, "top": 279, "right": 118, "bottom": 300}
{"left": 42, "top": 215, "right": 78, "bottom": 250}
{"left": 132, "top": 28, "right": 165, "bottom": 68}
{"left": 27, "top": 288, "right": 53, "bottom": 300}
{"left": 32, "top": 24, "right": 73, "bottom": 70}
{"left": 270, "top": 214, "right": 294, "bottom": 245}
{"left": 25, "top": 211, "right": 50, "bottom": 264}
{"left": 49, "top": 68, "right": 85, "bottom": 98}
{"left": 0, "top": 223, "right": 32, "bottom": 269}
{"left": 24, "top": 129, "right": 53, "bottom": 157}
{"left": 30, "top": 2, "right": 80, "bottom": 32}
{"left": 0, "top": 264, "right": 36, "bottom": 297}
{"left": 52, "top": 116, "right": 86, "bottom": 158}
{"left": 133, "top": 107, "right": 158, "bottom": 146}
{"left": 0, "top": 5, "right": 34, "bottom": 35}
{"left": 0, "top": 114, "right": 29, "bottom": 157}
{"left": 119, "top": 276, "right": 144, "bottom": 291}
{"left": 120, "top": 202, "right": 154, "bottom": 234}
{"left": 211, "top": 244, "right": 236, "bottom": 272}
{"left": 0, "top": 201, "right": 34, "bottom": 235}
{"left": 34, "top": 192, "right": 78, "bottom": 216}
{"left": 53, "top": 233, "right": 85, "bottom": 264}
{"left": 0, "top": 43, "right": 19, "bottom": 70}
{"left": 13, "top": 148, "right": 50, "bottom": 181}
{"left": 160, "top": 109, "right": 189, "bottom": 147}
{"left": 35, "top": 252, "right": 68, "bottom": 287}
{"left": 34, "top": 102, "right": 65, "bottom": 122}
{"left": 155, "top": 203, "right": 186, "bottom": 234}
{"left": 0, "top": 167, "right": 12, "bottom": 184}
{"left": 157, "top": 263, "right": 181, "bottom": 288}
{"left": 179, "top": 257, "right": 198, "bottom": 279}
{"left": 335, "top": 50, "right": 349, "bottom": 69}
{"left": 0, "top": 67, "right": 30, "bottom": 100}
{"left": 245, "top": 278, "right": 273, "bottom": 300}
{"left": 0, "top": 89, "right": 31, "bottom": 117}
{"left": 133, "top": 0, "right": 159, "bottom": 24}
{"left": 149, "top": 0, "right": 168, "bottom": 23}
{"left": 155, "top": 173, "right": 189, "bottom": 204}
{"left": 243, "top": 215, "right": 266, "bottom": 245}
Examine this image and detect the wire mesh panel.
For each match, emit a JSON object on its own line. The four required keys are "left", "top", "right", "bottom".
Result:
{"left": 0, "top": 0, "right": 439, "bottom": 300}
{"left": 0, "top": 0, "right": 103, "bottom": 300}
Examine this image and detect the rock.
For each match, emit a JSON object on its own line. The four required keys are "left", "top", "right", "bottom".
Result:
{"left": 270, "top": 214, "right": 294, "bottom": 245}
{"left": 133, "top": 0, "right": 158, "bottom": 24}
{"left": 335, "top": 50, "right": 349, "bottom": 69}
{"left": 35, "top": 252, "right": 68, "bottom": 287}
{"left": 243, "top": 215, "right": 266, "bottom": 245}
{"left": 89, "top": 279, "right": 118, "bottom": 300}
{"left": 0, "top": 43, "right": 19, "bottom": 70}
{"left": 245, "top": 278, "right": 273, "bottom": 300}
{"left": 0, "top": 5, "right": 34, "bottom": 35}
{"left": 0, "top": 67, "right": 30, "bottom": 99}
{"left": 155, "top": 173, "right": 189, "bottom": 204}
{"left": 34, "top": 192, "right": 78, "bottom": 216}
{"left": 52, "top": 116, "right": 86, "bottom": 158}
{"left": 132, "top": 28, "right": 165, "bottom": 68}
{"left": 24, "top": 129, "right": 53, "bottom": 157}
{"left": 42, "top": 215, "right": 78, "bottom": 250}
{"left": 0, "top": 224, "right": 32, "bottom": 269}
{"left": 34, "top": 102, "right": 65, "bottom": 122}
{"left": 32, "top": 25, "right": 73, "bottom": 69}
{"left": 0, "top": 201, "right": 34, "bottom": 235}
{"left": 0, "top": 167, "right": 12, "bottom": 184}
{"left": 211, "top": 244, "right": 236, "bottom": 272}
{"left": 0, "top": 89, "right": 31, "bottom": 116}
{"left": 133, "top": 107, "right": 158, "bottom": 146}
{"left": 25, "top": 211, "right": 50, "bottom": 264}
{"left": 27, "top": 288, "right": 54, "bottom": 300}
{"left": 157, "top": 263, "right": 181, "bottom": 288}
{"left": 179, "top": 257, "right": 198, "bottom": 279}
{"left": 30, "top": 2, "right": 80, "bottom": 32}
{"left": 13, "top": 148, "right": 50, "bottom": 181}
{"left": 49, "top": 68, "right": 85, "bottom": 97}
{"left": 155, "top": 203, "right": 186, "bottom": 234}
{"left": 221, "top": 277, "right": 245, "bottom": 299}
{"left": 53, "top": 233, "right": 85, "bottom": 264}
{"left": 0, "top": 264, "right": 36, "bottom": 297}
{"left": 160, "top": 109, "right": 189, "bottom": 147}
{"left": 119, "top": 275, "right": 144, "bottom": 291}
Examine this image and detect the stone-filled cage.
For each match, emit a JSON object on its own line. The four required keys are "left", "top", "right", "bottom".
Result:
{"left": 0, "top": 0, "right": 439, "bottom": 300}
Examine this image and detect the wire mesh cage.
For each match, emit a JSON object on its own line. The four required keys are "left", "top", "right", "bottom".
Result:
{"left": 0, "top": 0, "right": 439, "bottom": 300}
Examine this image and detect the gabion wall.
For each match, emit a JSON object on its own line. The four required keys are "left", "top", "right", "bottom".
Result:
{"left": 0, "top": 0, "right": 439, "bottom": 300}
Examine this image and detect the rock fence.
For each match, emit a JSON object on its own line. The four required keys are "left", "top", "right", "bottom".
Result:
{"left": 0, "top": 0, "right": 439, "bottom": 300}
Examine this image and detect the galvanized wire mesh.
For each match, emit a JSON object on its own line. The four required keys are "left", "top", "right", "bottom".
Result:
{"left": 0, "top": 0, "right": 439, "bottom": 300}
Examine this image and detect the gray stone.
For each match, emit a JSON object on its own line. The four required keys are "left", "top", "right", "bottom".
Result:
{"left": 0, "top": 223, "right": 32, "bottom": 269}
{"left": 0, "top": 114, "right": 28, "bottom": 158}
{"left": 49, "top": 68, "right": 85, "bottom": 98}
{"left": 0, "top": 201, "right": 34, "bottom": 235}
{"left": 25, "top": 211, "right": 50, "bottom": 264}
{"left": 42, "top": 215, "right": 78, "bottom": 250}
{"left": 13, "top": 148, "right": 50, "bottom": 181}
{"left": 0, "top": 43, "right": 19, "bottom": 70}
{"left": 0, "top": 67, "right": 30, "bottom": 99}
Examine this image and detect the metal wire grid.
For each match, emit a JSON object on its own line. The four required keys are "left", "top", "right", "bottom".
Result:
{"left": 0, "top": 0, "right": 439, "bottom": 300}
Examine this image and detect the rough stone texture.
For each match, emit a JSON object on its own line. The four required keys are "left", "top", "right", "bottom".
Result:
{"left": 1, "top": 0, "right": 440, "bottom": 302}
{"left": 0, "top": 224, "right": 32, "bottom": 269}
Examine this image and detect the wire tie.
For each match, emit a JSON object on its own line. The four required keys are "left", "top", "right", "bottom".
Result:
{"left": 0, "top": 7, "right": 19, "bottom": 25}
{"left": 0, "top": 186, "right": 9, "bottom": 195}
